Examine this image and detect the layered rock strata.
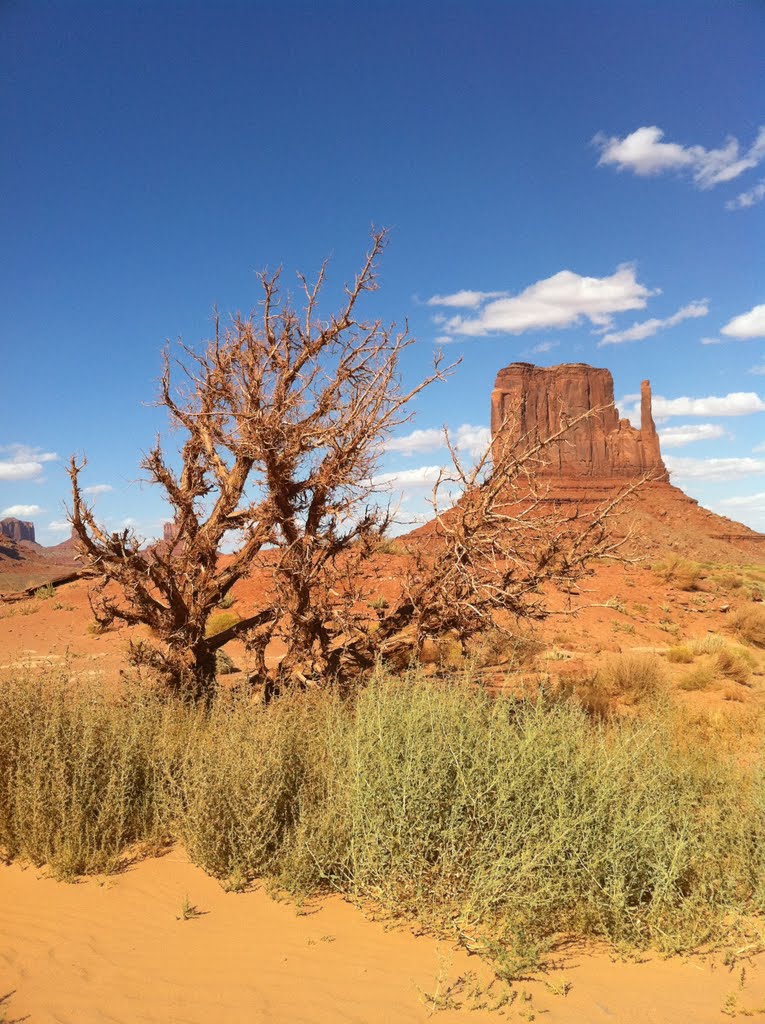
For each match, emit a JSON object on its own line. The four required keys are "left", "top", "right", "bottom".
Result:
{"left": 490, "top": 362, "right": 668, "bottom": 481}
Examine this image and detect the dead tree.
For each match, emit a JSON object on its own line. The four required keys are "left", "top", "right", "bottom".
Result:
{"left": 69, "top": 231, "right": 455, "bottom": 699}
{"left": 69, "top": 230, "right": 635, "bottom": 702}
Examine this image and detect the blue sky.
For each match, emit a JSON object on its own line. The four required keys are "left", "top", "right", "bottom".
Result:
{"left": 1, "top": 1, "right": 764, "bottom": 542}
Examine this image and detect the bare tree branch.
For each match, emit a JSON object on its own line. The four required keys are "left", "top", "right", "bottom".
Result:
{"left": 68, "top": 231, "right": 639, "bottom": 702}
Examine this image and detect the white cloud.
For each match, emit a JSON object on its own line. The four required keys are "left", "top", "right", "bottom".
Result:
{"left": 726, "top": 178, "right": 765, "bottom": 210}
{"left": 371, "top": 466, "right": 455, "bottom": 490}
{"left": 595, "top": 126, "right": 694, "bottom": 176}
{"left": 386, "top": 430, "right": 443, "bottom": 456}
{"left": 0, "top": 444, "right": 58, "bottom": 464}
{"left": 48, "top": 520, "right": 71, "bottom": 533}
{"left": 665, "top": 455, "right": 765, "bottom": 481}
{"left": 430, "top": 265, "right": 654, "bottom": 338}
{"left": 653, "top": 392, "right": 765, "bottom": 417}
{"left": 82, "top": 484, "right": 114, "bottom": 495}
{"left": 0, "top": 461, "right": 43, "bottom": 481}
{"left": 594, "top": 125, "right": 765, "bottom": 188}
{"left": 700, "top": 337, "right": 724, "bottom": 346}
{"left": 715, "top": 491, "right": 765, "bottom": 531}
{"left": 530, "top": 340, "right": 559, "bottom": 354}
{"left": 749, "top": 364, "right": 765, "bottom": 376}
{"left": 721, "top": 304, "right": 765, "bottom": 340}
{"left": 598, "top": 301, "right": 708, "bottom": 346}
{"left": 659, "top": 424, "right": 727, "bottom": 448}
{"left": 426, "top": 290, "right": 506, "bottom": 309}
{"left": 0, "top": 444, "right": 59, "bottom": 483}
{"left": 1, "top": 504, "right": 43, "bottom": 518}
{"left": 387, "top": 424, "right": 491, "bottom": 458}
{"left": 718, "top": 492, "right": 765, "bottom": 509}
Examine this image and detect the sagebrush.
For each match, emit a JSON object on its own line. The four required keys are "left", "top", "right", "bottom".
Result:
{"left": 1, "top": 668, "right": 764, "bottom": 958}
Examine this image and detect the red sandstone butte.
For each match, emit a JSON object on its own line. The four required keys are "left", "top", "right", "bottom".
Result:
{"left": 490, "top": 362, "right": 668, "bottom": 481}
{"left": 0, "top": 517, "right": 36, "bottom": 543}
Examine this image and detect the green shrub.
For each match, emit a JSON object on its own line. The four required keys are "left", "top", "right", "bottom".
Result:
{"left": 2, "top": 668, "right": 764, "bottom": 957}
{"left": 205, "top": 610, "right": 239, "bottom": 637}
{"left": 0, "top": 673, "right": 183, "bottom": 877}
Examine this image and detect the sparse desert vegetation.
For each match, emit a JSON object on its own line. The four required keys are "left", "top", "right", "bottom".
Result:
{"left": 2, "top": 664, "right": 765, "bottom": 968}
{"left": 733, "top": 605, "right": 765, "bottom": 648}
{"left": 654, "top": 556, "right": 706, "bottom": 592}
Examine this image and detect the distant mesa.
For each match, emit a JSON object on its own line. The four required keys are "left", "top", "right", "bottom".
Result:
{"left": 491, "top": 362, "right": 669, "bottom": 482}
{"left": 0, "top": 517, "right": 36, "bottom": 543}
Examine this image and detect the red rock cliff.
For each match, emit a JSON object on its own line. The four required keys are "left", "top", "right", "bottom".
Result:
{"left": 491, "top": 362, "right": 668, "bottom": 481}
{"left": 0, "top": 517, "right": 36, "bottom": 543}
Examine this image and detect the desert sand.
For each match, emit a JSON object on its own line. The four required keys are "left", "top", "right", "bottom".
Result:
{"left": 3, "top": 848, "right": 765, "bottom": 1023}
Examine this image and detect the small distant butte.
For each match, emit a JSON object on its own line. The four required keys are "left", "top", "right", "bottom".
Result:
{"left": 0, "top": 517, "right": 36, "bottom": 544}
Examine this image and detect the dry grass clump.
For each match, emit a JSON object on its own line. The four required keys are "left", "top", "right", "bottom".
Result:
{"left": 2, "top": 668, "right": 765, "bottom": 959}
{"left": 716, "top": 570, "right": 745, "bottom": 592}
{"left": 563, "top": 654, "right": 669, "bottom": 716}
{"left": 732, "top": 605, "right": 765, "bottom": 648}
{"left": 678, "top": 660, "right": 717, "bottom": 692}
{"left": 592, "top": 653, "right": 668, "bottom": 705}
{"left": 716, "top": 645, "right": 755, "bottom": 686}
{"left": 689, "top": 633, "right": 727, "bottom": 656}
{"left": 723, "top": 686, "right": 747, "bottom": 703}
{"left": 666, "top": 646, "right": 694, "bottom": 664}
{"left": 680, "top": 635, "right": 757, "bottom": 690}
{"left": 655, "top": 557, "right": 705, "bottom": 592}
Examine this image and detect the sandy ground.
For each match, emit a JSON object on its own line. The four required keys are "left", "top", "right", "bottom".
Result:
{"left": 2, "top": 850, "right": 765, "bottom": 1023}
{"left": 0, "top": 562, "right": 758, "bottom": 681}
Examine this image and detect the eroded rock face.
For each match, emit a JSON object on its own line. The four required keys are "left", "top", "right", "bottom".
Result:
{"left": 491, "top": 362, "right": 668, "bottom": 481}
{"left": 0, "top": 517, "right": 36, "bottom": 543}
